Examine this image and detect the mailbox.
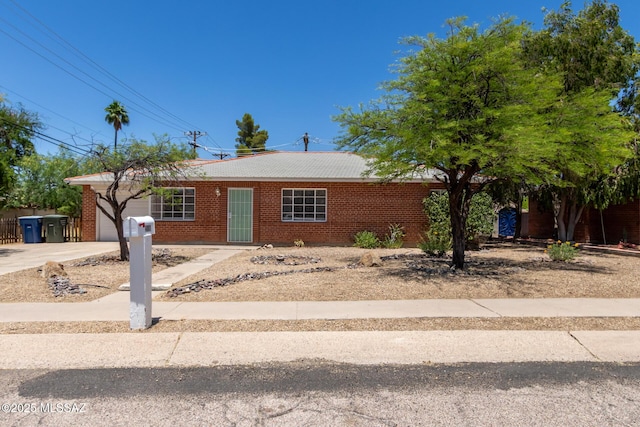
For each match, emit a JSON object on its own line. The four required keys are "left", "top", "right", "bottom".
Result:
{"left": 123, "top": 216, "right": 155, "bottom": 238}
{"left": 124, "top": 215, "right": 155, "bottom": 330}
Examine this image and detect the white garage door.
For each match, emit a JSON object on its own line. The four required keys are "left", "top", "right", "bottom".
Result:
{"left": 97, "top": 198, "right": 149, "bottom": 241}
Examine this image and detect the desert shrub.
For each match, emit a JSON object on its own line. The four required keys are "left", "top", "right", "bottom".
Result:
{"left": 353, "top": 230, "right": 380, "bottom": 249}
{"left": 382, "top": 223, "right": 405, "bottom": 248}
{"left": 546, "top": 241, "right": 579, "bottom": 261}
{"left": 418, "top": 228, "right": 451, "bottom": 257}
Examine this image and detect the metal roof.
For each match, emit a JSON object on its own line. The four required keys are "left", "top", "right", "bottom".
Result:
{"left": 196, "top": 151, "right": 378, "bottom": 181}
{"left": 66, "top": 151, "right": 437, "bottom": 185}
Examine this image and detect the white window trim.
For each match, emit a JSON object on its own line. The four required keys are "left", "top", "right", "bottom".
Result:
{"left": 150, "top": 187, "right": 196, "bottom": 221}
{"left": 281, "top": 188, "right": 327, "bottom": 222}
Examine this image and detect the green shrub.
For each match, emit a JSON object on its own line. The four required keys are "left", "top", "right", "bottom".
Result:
{"left": 382, "top": 223, "right": 405, "bottom": 248}
{"left": 353, "top": 230, "right": 380, "bottom": 249}
{"left": 546, "top": 241, "right": 580, "bottom": 261}
{"left": 420, "top": 191, "right": 495, "bottom": 256}
{"left": 420, "top": 192, "right": 452, "bottom": 256}
{"left": 465, "top": 193, "right": 495, "bottom": 240}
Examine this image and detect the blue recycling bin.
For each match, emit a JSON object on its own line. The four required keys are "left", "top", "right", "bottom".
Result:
{"left": 18, "top": 216, "right": 44, "bottom": 243}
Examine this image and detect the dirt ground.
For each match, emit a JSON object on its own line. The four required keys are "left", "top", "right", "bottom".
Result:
{"left": 1, "top": 242, "right": 639, "bottom": 334}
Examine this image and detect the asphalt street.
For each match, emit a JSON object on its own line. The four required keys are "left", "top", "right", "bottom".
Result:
{"left": 2, "top": 362, "right": 640, "bottom": 426}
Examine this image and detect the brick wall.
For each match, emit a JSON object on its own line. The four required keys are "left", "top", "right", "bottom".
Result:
{"left": 85, "top": 182, "right": 640, "bottom": 245}
{"left": 255, "top": 181, "right": 431, "bottom": 245}
{"left": 525, "top": 198, "right": 555, "bottom": 239}
{"left": 524, "top": 197, "right": 640, "bottom": 244}
{"left": 81, "top": 185, "right": 96, "bottom": 241}
{"left": 81, "top": 180, "right": 433, "bottom": 245}
{"left": 167, "top": 181, "right": 430, "bottom": 245}
{"left": 599, "top": 200, "right": 640, "bottom": 244}
{"left": 572, "top": 208, "right": 605, "bottom": 243}
{"left": 152, "top": 181, "right": 230, "bottom": 243}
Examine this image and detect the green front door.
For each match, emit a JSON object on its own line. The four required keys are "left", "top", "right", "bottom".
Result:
{"left": 227, "top": 188, "right": 253, "bottom": 243}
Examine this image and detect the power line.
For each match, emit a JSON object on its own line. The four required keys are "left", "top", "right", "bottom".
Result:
{"left": 185, "top": 130, "right": 207, "bottom": 155}
{"left": 0, "top": 2, "right": 209, "bottom": 136}
{"left": 0, "top": 115, "right": 92, "bottom": 157}
{"left": 7, "top": 0, "right": 204, "bottom": 133}
{"left": 0, "top": 22, "right": 187, "bottom": 133}
{"left": 0, "top": 84, "right": 102, "bottom": 136}
{"left": 192, "top": 143, "right": 230, "bottom": 160}
{"left": 195, "top": 140, "right": 305, "bottom": 156}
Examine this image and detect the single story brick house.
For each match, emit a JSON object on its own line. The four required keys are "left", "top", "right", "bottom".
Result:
{"left": 66, "top": 151, "right": 442, "bottom": 245}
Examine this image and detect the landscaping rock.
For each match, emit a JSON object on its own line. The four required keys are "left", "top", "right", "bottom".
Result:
{"left": 250, "top": 255, "right": 321, "bottom": 266}
{"left": 47, "top": 276, "right": 87, "bottom": 297}
{"left": 40, "top": 261, "right": 67, "bottom": 278}
{"left": 359, "top": 252, "right": 383, "bottom": 267}
{"left": 165, "top": 266, "right": 336, "bottom": 298}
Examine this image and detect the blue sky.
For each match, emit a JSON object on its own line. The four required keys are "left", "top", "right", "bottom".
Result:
{"left": 3, "top": 0, "right": 640, "bottom": 158}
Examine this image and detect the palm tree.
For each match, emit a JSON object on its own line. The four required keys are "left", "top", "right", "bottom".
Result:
{"left": 104, "top": 101, "right": 130, "bottom": 150}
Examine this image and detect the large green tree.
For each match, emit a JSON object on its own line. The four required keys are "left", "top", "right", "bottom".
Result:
{"left": 104, "top": 101, "right": 130, "bottom": 150}
{"left": 523, "top": 0, "right": 640, "bottom": 241}
{"left": 0, "top": 96, "right": 41, "bottom": 203}
{"left": 235, "top": 113, "right": 269, "bottom": 156}
{"left": 84, "top": 136, "right": 195, "bottom": 260}
{"left": 335, "top": 17, "right": 561, "bottom": 269}
{"left": 6, "top": 149, "right": 86, "bottom": 216}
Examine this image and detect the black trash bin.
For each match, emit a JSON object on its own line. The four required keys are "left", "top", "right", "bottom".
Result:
{"left": 18, "top": 216, "right": 44, "bottom": 243}
{"left": 43, "top": 215, "right": 69, "bottom": 243}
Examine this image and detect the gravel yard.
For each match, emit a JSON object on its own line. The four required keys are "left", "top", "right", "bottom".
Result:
{"left": 1, "top": 242, "right": 639, "bottom": 334}
{"left": 2, "top": 243, "right": 639, "bottom": 303}
{"left": 160, "top": 244, "right": 640, "bottom": 301}
{"left": 0, "top": 247, "right": 212, "bottom": 303}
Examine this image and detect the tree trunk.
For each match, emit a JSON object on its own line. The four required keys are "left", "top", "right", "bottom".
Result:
{"left": 565, "top": 201, "right": 584, "bottom": 242}
{"left": 556, "top": 195, "right": 568, "bottom": 242}
{"left": 514, "top": 192, "right": 523, "bottom": 239}
{"left": 114, "top": 129, "right": 118, "bottom": 150}
{"left": 115, "top": 217, "right": 129, "bottom": 261}
{"left": 450, "top": 208, "right": 466, "bottom": 270}
{"left": 106, "top": 201, "right": 129, "bottom": 261}
{"left": 448, "top": 188, "right": 471, "bottom": 270}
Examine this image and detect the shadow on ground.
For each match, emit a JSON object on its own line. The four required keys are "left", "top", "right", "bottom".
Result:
{"left": 0, "top": 247, "right": 23, "bottom": 258}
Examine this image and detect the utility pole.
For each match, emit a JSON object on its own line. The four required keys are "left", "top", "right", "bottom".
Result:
{"left": 185, "top": 131, "right": 207, "bottom": 155}
{"left": 303, "top": 132, "right": 310, "bottom": 151}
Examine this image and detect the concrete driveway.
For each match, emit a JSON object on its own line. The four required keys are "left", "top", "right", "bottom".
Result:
{"left": 0, "top": 241, "right": 120, "bottom": 275}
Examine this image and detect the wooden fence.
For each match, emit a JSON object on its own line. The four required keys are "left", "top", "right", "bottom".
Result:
{"left": 0, "top": 217, "right": 82, "bottom": 244}
{"left": 0, "top": 217, "right": 20, "bottom": 244}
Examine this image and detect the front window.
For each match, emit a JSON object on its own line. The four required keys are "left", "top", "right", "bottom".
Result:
{"left": 151, "top": 188, "right": 195, "bottom": 221}
{"left": 282, "top": 188, "right": 326, "bottom": 222}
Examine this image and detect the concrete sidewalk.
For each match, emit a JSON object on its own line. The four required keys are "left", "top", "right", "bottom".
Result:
{"left": 0, "top": 241, "right": 248, "bottom": 276}
{"left": 0, "top": 241, "right": 121, "bottom": 275}
{"left": 1, "top": 330, "right": 639, "bottom": 369}
{"left": 118, "top": 245, "right": 250, "bottom": 290}
{"left": 2, "top": 293, "right": 640, "bottom": 367}
{"left": 2, "top": 298, "right": 640, "bottom": 322}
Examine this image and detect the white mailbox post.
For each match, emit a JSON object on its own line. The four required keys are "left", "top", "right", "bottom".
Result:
{"left": 123, "top": 216, "right": 155, "bottom": 330}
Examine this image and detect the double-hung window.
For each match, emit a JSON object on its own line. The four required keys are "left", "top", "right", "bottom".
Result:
{"left": 151, "top": 188, "right": 195, "bottom": 221}
{"left": 282, "top": 189, "right": 326, "bottom": 222}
